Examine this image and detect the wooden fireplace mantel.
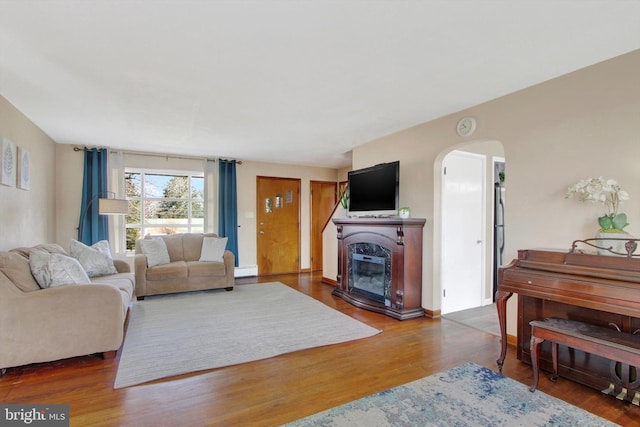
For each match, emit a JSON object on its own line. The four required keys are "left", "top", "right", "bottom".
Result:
{"left": 332, "top": 217, "right": 426, "bottom": 320}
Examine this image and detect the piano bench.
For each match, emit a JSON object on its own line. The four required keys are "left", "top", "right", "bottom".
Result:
{"left": 529, "top": 317, "right": 640, "bottom": 404}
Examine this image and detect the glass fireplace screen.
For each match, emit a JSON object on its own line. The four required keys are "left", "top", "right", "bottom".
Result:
{"left": 348, "top": 243, "right": 392, "bottom": 307}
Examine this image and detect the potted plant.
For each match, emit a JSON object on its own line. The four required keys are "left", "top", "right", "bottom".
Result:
{"left": 565, "top": 176, "right": 631, "bottom": 254}
{"left": 398, "top": 206, "right": 411, "bottom": 218}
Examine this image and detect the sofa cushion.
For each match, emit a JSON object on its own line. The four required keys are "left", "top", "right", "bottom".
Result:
{"left": 182, "top": 233, "right": 205, "bottom": 261}
{"left": 199, "top": 237, "right": 228, "bottom": 262}
{"left": 91, "top": 273, "right": 135, "bottom": 301}
{"left": 29, "top": 251, "right": 92, "bottom": 288}
{"left": 0, "top": 251, "right": 40, "bottom": 292}
{"left": 161, "top": 234, "right": 186, "bottom": 262}
{"left": 69, "top": 239, "right": 118, "bottom": 277}
{"left": 187, "top": 260, "right": 227, "bottom": 278}
{"left": 11, "top": 243, "right": 68, "bottom": 260}
{"left": 139, "top": 237, "right": 171, "bottom": 267}
{"left": 146, "top": 261, "right": 188, "bottom": 281}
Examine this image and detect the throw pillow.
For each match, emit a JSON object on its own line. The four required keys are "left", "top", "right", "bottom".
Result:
{"left": 139, "top": 237, "right": 171, "bottom": 267}
{"left": 199, "top": 236, "right": 228, "bottom": 262}
{"left": 69, "top": 239, "right": 118, "bottom": 277}
{"left": 29, "top": 250, "right": 92, "bottom": 289}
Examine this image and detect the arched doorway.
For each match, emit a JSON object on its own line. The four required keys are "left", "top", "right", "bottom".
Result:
{"left": 441, "top": 150, "right": 485, "bottom": 314}
{"left": 436, "top": 140, "right": 505, "bottom": 315}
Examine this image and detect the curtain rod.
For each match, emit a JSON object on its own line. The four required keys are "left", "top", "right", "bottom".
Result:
{"left": 73, "top": 146, "right": 242, "bottom": 164}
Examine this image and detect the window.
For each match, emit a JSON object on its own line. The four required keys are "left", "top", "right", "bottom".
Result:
{"left": 125, "top": 170, "right": 204, "bottom": 251}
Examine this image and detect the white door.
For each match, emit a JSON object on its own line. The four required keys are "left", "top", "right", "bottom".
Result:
{"left": 441, "top": 150, "right": 485, "bottom": 314}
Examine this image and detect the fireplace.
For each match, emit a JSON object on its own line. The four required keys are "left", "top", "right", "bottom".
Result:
{"left": 333, "top": 217, "right": 426, "bottom": 320}
{"left": 349, "top": 245, "right": 392, "bottom": 307}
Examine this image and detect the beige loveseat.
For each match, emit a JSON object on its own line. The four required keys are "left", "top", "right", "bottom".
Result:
{"left": 134, "top": 233, "right": 235, "bottom": 300}
{"left": 0, "top": 244, "right": 134, "bottom": 372}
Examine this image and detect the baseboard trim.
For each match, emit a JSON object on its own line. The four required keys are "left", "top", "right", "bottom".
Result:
{"left": 424, "top": 308, "right": 441, "bottom": 319}
{"left": 321, "top": 277, "right": 337, "bottom": 286}
{"left": 234, "top": 265, "right": 257, "bottom": 277}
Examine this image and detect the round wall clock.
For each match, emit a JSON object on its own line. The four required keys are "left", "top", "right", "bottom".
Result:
{"left": 456, "top": 117, "right": 477, "bottom": 137}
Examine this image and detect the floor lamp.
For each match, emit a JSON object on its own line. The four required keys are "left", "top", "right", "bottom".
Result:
{"left": 78, "top": 192, "right": 129, "bottom": 242}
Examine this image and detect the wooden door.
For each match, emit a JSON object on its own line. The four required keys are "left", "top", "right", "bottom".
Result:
{"left": 257, "top": 176, "right": 301, "bottom": 275}
{"left": 310, "top": 181, "right": 337, "bottom": 271}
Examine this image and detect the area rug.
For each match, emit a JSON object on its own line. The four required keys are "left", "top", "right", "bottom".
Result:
{"left": 285, "top": 362, "right": 618, "bottom": 426}
{"left": 114, "top": 282, "right": 380, "bottom": 388}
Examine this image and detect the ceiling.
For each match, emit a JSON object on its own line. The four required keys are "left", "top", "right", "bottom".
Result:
{"left": 1, "top": 1, "right": 639, "bottom": 168}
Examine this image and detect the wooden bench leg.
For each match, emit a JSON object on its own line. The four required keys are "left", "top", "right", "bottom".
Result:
{"left": 550, "top": 341, "right": 559, "bottom": 382}
{"left": 530, "top": 335, "right": 544, "bottom": 392}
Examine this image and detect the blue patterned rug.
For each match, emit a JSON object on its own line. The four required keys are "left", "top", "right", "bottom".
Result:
{"left": 286, "top": 363, "right": 618, "bottom": 426}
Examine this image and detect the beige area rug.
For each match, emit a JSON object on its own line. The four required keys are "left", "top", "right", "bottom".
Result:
{"left": 114, "top": 282, "right": 380, "bottom": 388}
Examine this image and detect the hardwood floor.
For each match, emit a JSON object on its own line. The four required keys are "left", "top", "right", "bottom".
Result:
{"left": 1, "top": 273, "right": 638, "bottom": 426}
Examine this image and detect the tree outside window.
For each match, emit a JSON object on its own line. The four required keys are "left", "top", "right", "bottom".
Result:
{"left": 125, "top": 171, "right": 204, "bottom": 251}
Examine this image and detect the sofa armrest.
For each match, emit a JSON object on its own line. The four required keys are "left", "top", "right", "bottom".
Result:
{"left": 223, "top": 250, "right": 235, "bottom": 287}
{"left": 113, "top": 259, "right": 131, "bottom": 273}
{"left": 0, "top": 282, "right": 127, "bottom": 369}
{"left": 134, "top": 254, "right": 148, "bottom": 297}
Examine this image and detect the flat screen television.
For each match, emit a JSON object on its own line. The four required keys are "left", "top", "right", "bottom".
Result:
{"left": 347, "top": 161, "right": 399, "bottom": 217}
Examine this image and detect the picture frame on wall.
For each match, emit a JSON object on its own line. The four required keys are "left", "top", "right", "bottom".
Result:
{"left": 1, "top": 137, "right": 16, "bottom": 187}
{"left": 18, "top": 146, "right": 30, "bottom": 190}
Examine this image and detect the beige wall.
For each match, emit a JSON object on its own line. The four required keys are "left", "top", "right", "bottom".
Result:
{"left": 54, "top": 146, "right": 340, "bottom": 271}
{"left": 237, "top": 160, "right": 339, "bottom": 269}
{"left": 55, "top": 144, "right": 84, "bottom": 249}
{"left": 0, "top": 96, "right": 57, "bottom": 250}
{"left": 352, "top": 50, "right": 640, "bottom": 333}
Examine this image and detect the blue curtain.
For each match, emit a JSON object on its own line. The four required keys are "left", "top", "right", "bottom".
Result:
{"left": 218, "top": 159, "right": 239, "bottom": 266}
{"left": 78, "top": 148, "right": 109, "bottom": 245}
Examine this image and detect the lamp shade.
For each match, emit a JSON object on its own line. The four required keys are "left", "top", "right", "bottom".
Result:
{"left": 98, "top": 198, "right": 129, "bottom": 215}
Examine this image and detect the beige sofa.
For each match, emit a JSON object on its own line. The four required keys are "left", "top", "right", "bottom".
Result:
{"left": 0, "top": 244, "right": 134, "bottom": 372}
{"left": 134, "top": 233, "right": 235, "bottom": 300}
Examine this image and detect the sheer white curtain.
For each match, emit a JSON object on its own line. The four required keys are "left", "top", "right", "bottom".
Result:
{"left": 203, "top": 158, "right": 217, "bottom": 233}
{"left": 109, "top": 151, "right": 127, "bottom": 258}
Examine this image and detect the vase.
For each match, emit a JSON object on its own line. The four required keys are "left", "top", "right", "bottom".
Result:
{"left": 595, "top": 231, "right": 635, "bottom": 256}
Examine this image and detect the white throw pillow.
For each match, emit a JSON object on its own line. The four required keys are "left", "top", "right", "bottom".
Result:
{"left": 139, "top": 237, "right": 171, "bottom": 267}
{"left": 29, "top": 250, "right": 92, "bottom": 289}
{"left": 199, "top": 236, "right": 228, "bottom": 262}
{"left": 69, "top": 239, "right": 118, "bottom": 277}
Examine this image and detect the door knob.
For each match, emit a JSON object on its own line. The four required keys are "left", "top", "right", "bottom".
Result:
{"left": 260, "top": 230, "right": 265, "bottom": 235}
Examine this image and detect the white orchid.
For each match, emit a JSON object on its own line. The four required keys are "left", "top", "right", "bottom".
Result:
{"left": 566, "top": 177, "right": 629, "bottom": 231}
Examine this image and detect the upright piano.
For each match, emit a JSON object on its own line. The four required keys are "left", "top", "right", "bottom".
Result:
{"left": 496, "top": 239, "right": 640, "bottom": 403}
